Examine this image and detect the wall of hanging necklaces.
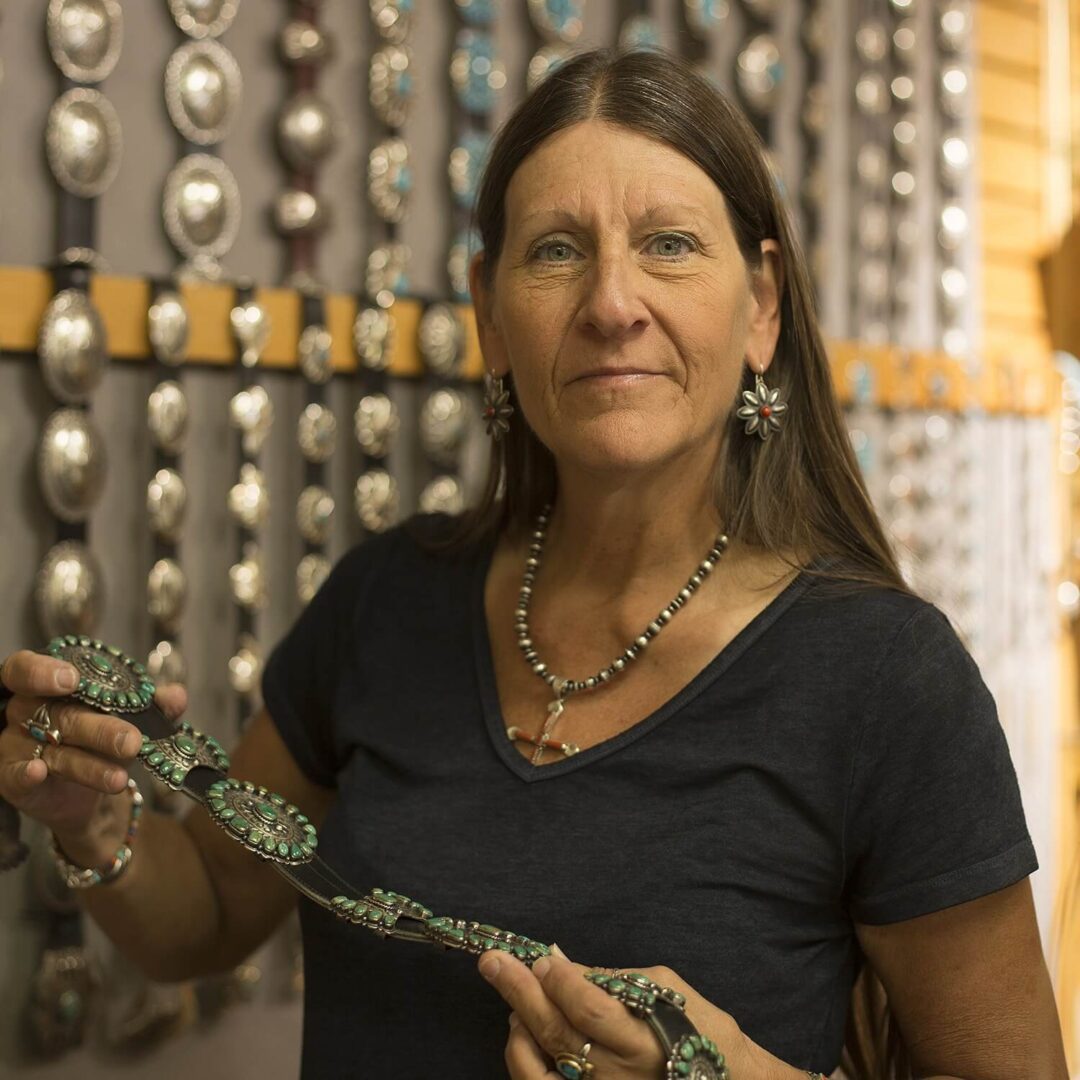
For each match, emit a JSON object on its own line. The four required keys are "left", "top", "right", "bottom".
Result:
{"left": 0, "top": 1, "right": 1075, "bottom": 1076}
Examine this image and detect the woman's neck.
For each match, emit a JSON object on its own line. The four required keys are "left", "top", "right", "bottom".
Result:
{"left": 534, "top": 461, "right": 727, "bottom": 602}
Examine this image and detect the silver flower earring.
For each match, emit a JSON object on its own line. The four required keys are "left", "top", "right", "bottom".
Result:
{"left": 736, "top": 366, "right": 787, "bottom": 440}
{"left": 482, "top": 371, "right": 514, "bottom": 440}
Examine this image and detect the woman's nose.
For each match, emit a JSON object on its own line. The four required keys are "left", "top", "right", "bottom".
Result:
{"left": 579, "top": 255, "right": 651, "bottom": 339}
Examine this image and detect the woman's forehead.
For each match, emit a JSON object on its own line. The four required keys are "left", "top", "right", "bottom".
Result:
{"left": 505, "top": 122, "right": 727, "bottom": 227}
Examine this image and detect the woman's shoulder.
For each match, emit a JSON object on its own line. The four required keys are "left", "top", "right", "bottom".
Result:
{"left": 793, "top": 568, "right": 968, "bottom": 671}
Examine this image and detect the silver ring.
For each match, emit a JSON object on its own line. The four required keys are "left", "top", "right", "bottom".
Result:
{"left": 24, "top": 704, "right": 63, "bottom": 748}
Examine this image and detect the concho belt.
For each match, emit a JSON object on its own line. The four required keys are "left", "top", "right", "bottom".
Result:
{"left": 34, "top": 635, "right": 730, "bottom": 1080}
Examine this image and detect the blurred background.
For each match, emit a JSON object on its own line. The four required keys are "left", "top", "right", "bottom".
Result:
{"left": 0, "top": 0, "right": 1078, "bottom": 1076}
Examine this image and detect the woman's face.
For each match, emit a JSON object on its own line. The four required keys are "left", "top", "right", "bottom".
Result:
{"left": 471, "top": 120, "right": 782, "bottom": 479}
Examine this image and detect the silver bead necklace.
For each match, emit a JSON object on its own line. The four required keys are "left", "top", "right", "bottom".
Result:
{"left": 505, "top": 504, "right": 729, "bottom": 765}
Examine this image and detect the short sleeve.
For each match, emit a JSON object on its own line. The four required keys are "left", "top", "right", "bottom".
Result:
{"left": 844, "top": 605, "right": 1038, "bottom": 924}
{"left": 261, "top": 543, "right": 372, "bottom": 788}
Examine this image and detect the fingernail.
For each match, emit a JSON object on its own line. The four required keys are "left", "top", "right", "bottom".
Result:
{"left": 115, "top": 728, "right": 138, "bottom": 756}
{"left": 533, "top": 956, "right": 552, "bottom": 980}
{"left": 508, "top": 1012, "right": 520, "bottom": 1029}
{"left": 56, "top": 666, "right": 78, "bottom": 691}
{"left": 478, "top": 953, "right": 500, "bottom": 980}
{"left": 551, "top": 943, "right": 568, "bottom": 960}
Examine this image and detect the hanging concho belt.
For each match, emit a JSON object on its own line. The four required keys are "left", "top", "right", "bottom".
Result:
{"left": 28, "top": 636, "right": 728, "bottom": 1079}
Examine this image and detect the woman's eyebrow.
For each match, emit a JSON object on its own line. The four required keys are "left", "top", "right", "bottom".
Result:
{"left": 516, "top": 203, "right": 712, "bottom": 229}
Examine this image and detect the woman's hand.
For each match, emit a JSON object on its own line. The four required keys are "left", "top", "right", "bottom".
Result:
{"left": 479, "top": 948, "right": 768, "bottom": 1079}
{"left": 0, "top": 650, "right": 186, "bottom": 856}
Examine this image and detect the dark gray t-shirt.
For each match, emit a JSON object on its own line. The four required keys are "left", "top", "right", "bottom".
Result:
{"left": 262, "top": 516, "right": 1037, "bottom": 1078}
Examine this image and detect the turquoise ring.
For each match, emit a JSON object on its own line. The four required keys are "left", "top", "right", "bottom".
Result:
{"left": 554, "top": 1042, "right": 593, "bottom": 1079}
{"left": 25, "top": 704, "right": 63, "bottom": 747}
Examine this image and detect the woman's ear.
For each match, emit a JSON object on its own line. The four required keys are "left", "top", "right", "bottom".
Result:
{"left": 468, "top": 251, "right": 510, "bottom": 378}
{"left": 745, "top": 239, "right": 783, "bottom": 375}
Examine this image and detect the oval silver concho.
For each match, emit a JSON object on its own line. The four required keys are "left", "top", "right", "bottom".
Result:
{"left": 38, "top": 289, "right": 108, "bottom": 405}
{"left": 46, "top": 88, "right": 122, "bottom": 198}
{"left": 365, "top": 243, "right": 411, "bottom": 304}
{"left": 369, "top": 45, "right": 413, "bottom": 128}
{"left": 354, "top": 470, "right": 399, "bottom": 533}
{"left": 419, "top": 475, "right": 465, "bottom": 516}
{"left": 296, "top": 554, "right": 330, "bottom": 606}
{"left": 368, "top": 138, "right": 411, "bottom": 224}
{"left": 38, "top": 409, "right": 107, "bottom": 524}
{"left": 147, "top": 640, "right": 186, "bottom": 685}
{"left": 277, "top": 92, "right": 338, "bottom": 171}
{"left": 230, "top": 300, "right": 271, "bottom": 368}
{"left": 297, "top": 403, "right": 336, "bottom": 464}
{"left": 228, "top": 633, "right": 262, "bottom": 697}
{"left": 419, "top": 389, "right": 468, "bottom": 467}
{"left": 147, "top": 291, "right": 190, "bottom": 365}
{"left": 165, "top": 40, "right": 243, "bottom": 146}
{"left": 167, "top": 0, "right": 239, "bottom": 40}
{"left": 227, "top": 463, "right": 270, "bottom": 529}
{"left": 35, "top": 552, "right": 103, "bottom": 643}
{"left": 296, "top": 486, "right": 334, "bottom": 546}
{"left": 147, "top": 468, "right": 187, "bottom": 543}
{"left": 229, "top": 543, "right": 266, "bottom": 610}
{"left": 147, "top": 557, "right": 187, "bottom": 633}
{"left": 418, "top": 303, "right": 464, "bottom": 377}
{"left": 298, "top": 325, "right": 333, "bottom": 385}
{"left": 140, "top": 722, "right": 228, "bottom": 790}
{"left": 280, "top": 20, "right": 333, "bottom": 64}
{"left": 353, "top": 394, "right": 400, "bottom": 459}
{"left": 370, "top": 0, "right": 411, "bottom": 44}
{"left": 353, "top": 306, "right": 394, "bottom": 371}
{"left": 47, "top": 0, "right": 123, "bottom": 84}
{"left": 273, "top": 190, "right": 329, "bottom": 237}
{"left": 163, "top": 154, "right": 241, "bottom": 261}
{"left": 206, "top": 778, "right": 317, "bottom": 864}
{"left": 229, "top": 385, "right": 274, "bottom": 455}
{"left": 148, "top": 381, "right": 189, "bottom": 455}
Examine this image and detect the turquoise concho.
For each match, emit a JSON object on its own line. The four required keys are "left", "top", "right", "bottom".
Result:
{"left": 329, "top": 888, "right": 433, "bottom": 937}
{"left": 205, "top": 778, "right": 317, "bottom": 865}
{"left": 424, "top": 916, "right": 552, "bottom": 966}
{"left": 584, "top": 970, "right": 686, "bottom": 1019}
{"left": 46, "top": 636, "right": 156, "bottom": 714}
{"left": 139, "top": 721, "right": 229, "bottom": 790}
{"left": 665, "top": 1033, "right": 729, "bottom": 1079}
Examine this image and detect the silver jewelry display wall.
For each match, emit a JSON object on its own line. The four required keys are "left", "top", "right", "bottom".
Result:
{"left": 31, "top": 0, "right": 129, "bottom": 1056}
{"left": 228, "top": 292, "right": 271, "bottom": 717}
{"left": 163, "top": 0, "right": 243, "bottom": 281}
{"left": 277, "top": 2, "right": 338, "bottom": 627}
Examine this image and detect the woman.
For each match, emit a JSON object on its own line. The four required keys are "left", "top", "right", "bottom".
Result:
{"left": 0, "top": 49, "right": 1069, "bottom": 1079}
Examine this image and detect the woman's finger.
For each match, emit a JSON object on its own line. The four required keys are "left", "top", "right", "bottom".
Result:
{"left": 4, "top": 697, "right": 141, "bottom": 762}
{"left": 505, "top": 1013, "right": 556, "bottom": 1079}
{"left": 0, "top": 754, "right": 48, "bottom": 803}
{"left": 531, "top": 955, "right": 658, "bottom": 1063}
{"left": 33, "top": 741, "right": 128, "bottom": 795}
{"left": 0, "top": 650, "right": 80, "bottom": 699}
{"left": 479, "top": 952, "right": 588, "bottom": 1064}
{"left": 153, "top": 682, "right": 188, "bottom": 723}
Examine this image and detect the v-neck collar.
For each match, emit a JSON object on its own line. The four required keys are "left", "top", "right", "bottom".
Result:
{"left": 470, "top": 537, "right": 817, "bottom": 784}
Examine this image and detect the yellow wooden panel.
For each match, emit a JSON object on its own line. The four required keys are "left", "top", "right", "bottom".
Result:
{"left": 983, "top": 259, "right": 1050, "bottom": 322}
{"left": 980, "top": 197, "right": 1047, "bottom": 254}
{"left": 978, "top": 68, "right": 1041, "bottom": 132}
{"left": 977, "top": 3, "right": 1042, "bottom": 70}
{"left": 980, "top": 132, "right": 1045, "bottom": 200}
{"left": 0, "top": 264, "right": 430, "bottom": 376}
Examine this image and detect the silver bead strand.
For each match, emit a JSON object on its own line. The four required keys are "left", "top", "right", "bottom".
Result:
{"left": 515, "top": 505, "right": 729, "bottom": 705}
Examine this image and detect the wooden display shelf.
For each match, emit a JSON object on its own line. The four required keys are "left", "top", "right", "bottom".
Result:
{"left": 0, "top": 265, "right": 484, "bottom": 381}
{"left": 0, "top": 264, "right": 1055, "bottom": 414}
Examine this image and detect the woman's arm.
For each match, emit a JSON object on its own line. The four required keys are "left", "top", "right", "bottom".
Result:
{"left": 72, "top": 707, "right": 335, "bottom": 982}
{"left": 855, "top": 877, "right": 1068, "bottom": 1080}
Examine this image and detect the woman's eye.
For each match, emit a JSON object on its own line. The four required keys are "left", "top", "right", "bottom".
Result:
{"left": 648, "top": 234, "right": 697, "bottom": 258}
{"left": 532, "top": 241, "right": 577, "bottom": 263}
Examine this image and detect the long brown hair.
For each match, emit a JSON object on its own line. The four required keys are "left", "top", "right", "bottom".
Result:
{"left": 448, "top": 47, "right": 914, "bottom": 1078}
